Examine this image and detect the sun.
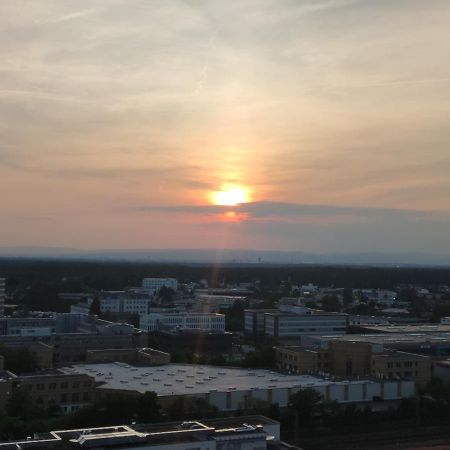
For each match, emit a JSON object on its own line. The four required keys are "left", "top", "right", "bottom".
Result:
{"left": 210, "top": 185, "right": 250, "bottom": 206}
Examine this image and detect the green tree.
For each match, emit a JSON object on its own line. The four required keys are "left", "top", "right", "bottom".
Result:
{"left": 0, "top": 346, "right": 37, "bottom": 373}
{"left": 321, "top": 295, "right": 342, "bottom": 312}
{"left": 288, "top": 389, "right": 323, "bottom": 429}
{"left": 89, "top": 297, "right": 101, "bottom": 316}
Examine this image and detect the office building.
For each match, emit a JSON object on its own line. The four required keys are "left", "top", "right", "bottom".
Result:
{"left": 99, "top": 291, "right": 152, "bottom": 315}
{"left": 140, "top": 312, "right": 225, "bottom": 333}
{"left": 142, "top": 278, "right": 178, "bottom": 293}
{"left": 245, "top": 307, "right": 347, "bottom": 340}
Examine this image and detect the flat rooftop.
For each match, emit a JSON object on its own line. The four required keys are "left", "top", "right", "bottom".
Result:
{"left": 359, "top": 324, "right": 450, "bottom": 334}
{"left": 308, "top": 333, "right": 450, "bottom": 345}
{"left": 61, "top": 362, "right": 369, "bottom": 397}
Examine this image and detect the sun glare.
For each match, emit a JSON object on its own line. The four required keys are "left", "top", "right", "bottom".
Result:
{"left": 211, "top": 185, "right": 250, "bottom": 206}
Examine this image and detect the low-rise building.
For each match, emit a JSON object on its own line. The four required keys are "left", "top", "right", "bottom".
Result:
{"left": 0, "top": 314, "right": 147, "bottom": 365}
{"left": 62, "top": 362, "right": 416, "bottom": 412}
{"left": 245, "top": 307, "right": 347, "bottom": 341}
{"left": 142, "top": 278, "right": 178, "bottom": 293}
{"left": 140, "top": 312, "right": 225, "bottom": 333}
{"left": 85, "top": 347, "right": 170, "bottom": 365}
{"left": 0, "top": 416, "right": 291, "bottom": 450}
{"left": 99, "top": 291, "right": 152, "bottom": 315}
{"left": 275, "top": 340, "right": 432, "bottom": 385}
{"left": 0, "top": 369, "right": 96, "bottom": 414}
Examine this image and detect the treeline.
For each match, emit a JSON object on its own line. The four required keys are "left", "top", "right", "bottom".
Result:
{"left": 2, "top": 258, "right": 450, "bottom": 292}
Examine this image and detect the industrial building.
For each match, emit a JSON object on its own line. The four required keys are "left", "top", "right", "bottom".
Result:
{"left": 0, "top": 416, "right": 292, "bottom": 450}
{"left": 61, "top": 362, "right": 415, "bottom": 412}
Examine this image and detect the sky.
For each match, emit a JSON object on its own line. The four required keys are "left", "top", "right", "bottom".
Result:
{"left": 1, "top": 0, "right": 450, "bottom": 255}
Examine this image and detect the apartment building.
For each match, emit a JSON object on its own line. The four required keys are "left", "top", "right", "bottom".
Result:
{"left": 139, "top": 312, "right": 225, "bottom": 333}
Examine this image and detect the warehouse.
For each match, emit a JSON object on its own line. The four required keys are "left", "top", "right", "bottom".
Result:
{"left": 62, "top": 362, "right": 415, "bottom": 412}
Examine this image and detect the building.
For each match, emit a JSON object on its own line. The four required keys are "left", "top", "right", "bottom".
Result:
{"left": 245, "top": 307, "right": 347, "bottom": 341}
{"left": 85, "top": 347, "right": 170, "bottom": 365}
{"left": 140, "top": 312, "right": 225, "bottom": 333}
{"left": 147, "top": 330, "right": 233, "bottom": 356}
{"left": 0, "top": 278, "right": 4, "bottom": 317}
{"left": 0, "top": 314, "right": 147, "bottom": 365}
{"left": 441, "top": 317, "right": 450, "bottom": 325}
{"left": 348, "top": 315, "right": 390, "bottom": 327}
{"left": 358, "top": 289, "right": 398, "bottom": 306}
{"left": 142, "top": 278, "right": 178, "bottom": 294}
{"left": 0, "top": 416, "right": 293, "bottom": 450}
{"left": 62, "top": 362, "right": 415, "bottom": 412}
{"left": 193, "top": 294, "right": 247, "bottom": 313}
{"left": 0, "top": 369, "right": 96, "bottom": 414}
{"left": 99, "top": 291, "right": 152, "bottom": 315}
{"left": 302, "top": 333, "right": 450, "bottom": 357}
{"left": 275, "top": 340, "right": 432, "bottom": 385}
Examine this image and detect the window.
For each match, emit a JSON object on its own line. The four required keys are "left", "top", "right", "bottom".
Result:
{"left": 60, "top": 382, "right": 68, "bottom": 389}
{"left": 49, "top": 383, "right": 57, "bottom": 390}
{"left": 36, "top": 384, "right": 45, "bottom": 391}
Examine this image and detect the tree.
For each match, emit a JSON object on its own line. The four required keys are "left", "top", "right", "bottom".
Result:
{"left": 321, "top": 295, "right": 342, "bottom": 312}
{"left": 167, "top": 397, "right": 218, "bottom": 421}
{"left": 343, "top": 287, "right": 353, "bottom": 307}
{"left": 89, "top": 297, "right": 101, "bottom": 316}
{"left": 288, "top": 389, "right": 323, "bottom": 430}
{"left": 0, "top": 345, "right": 37, "bottom": 373}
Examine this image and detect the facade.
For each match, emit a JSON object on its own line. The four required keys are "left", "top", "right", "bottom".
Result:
{"left": 0, "top": 315, "right": 147, "bottom": 365}
{"left": 142, "top": 278, "right": 178, "bottom": 293}
{"left": 193, "top": 294, "right": 247, "bottom": 313}
{"left": 245, "top": 308, "right": 347, "bottom": 340}
{"left": 99, "top": 291, "right": 152, "bottom": 315}
{"left": 0, "top": 370, "right": 96, "bottom": 415}
{"left": 85, "top": 347, "right": 170, "bottom": 365}
{"left": 0, "top": 416, "right": 288, "bottom": 450}
{"left": 62, "top": 362, "right": 416, "bottom": 412}
{"left": 349, "top": 315, "right": 390, "bottom": 327}
{"left": 0, "top": 278, "right": 4, "bottom": 317}
{"left": 140, "top": 313, "right": 225, "bottom": 333}
{"left": 275, "top": 341, "right": 432, "bottom": 385}
{"left": 148, "top": 330, "right": 233, "bottom": 355}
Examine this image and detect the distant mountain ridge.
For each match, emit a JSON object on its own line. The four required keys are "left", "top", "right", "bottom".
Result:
{"left": 0, "top": 246, "right": 449, "bottom": 267}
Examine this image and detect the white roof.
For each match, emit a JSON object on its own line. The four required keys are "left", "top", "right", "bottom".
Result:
{"left": 61, "top": 363, "right": 369, "bottom": 397}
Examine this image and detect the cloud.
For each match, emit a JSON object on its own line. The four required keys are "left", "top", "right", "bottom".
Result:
{"left": 136, "top": 201, "right": 450, "bottom": 223}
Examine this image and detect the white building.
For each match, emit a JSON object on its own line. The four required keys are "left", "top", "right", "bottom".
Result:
{"left": 0, "top": 416, "right": 283, "bottom": 450}
{"left": 62, "top": 362, "right": 416, "bottom": 412}
{"left": 140, "top": 312, "right": 225, "bottom": 333}
{"left": 0, "top": 278, "right": 5, "bottom": 316}
{"left": 359, "top": 289, "right": 397, "bottom": 306}
{"left": 441, "top": 317, "right": 450, "bottom": 325}
{"left": 142, "top": 278, "right": 178, "bottom": 294}
{"left": 100, "top": 291, "right": 151, "bottom": 315}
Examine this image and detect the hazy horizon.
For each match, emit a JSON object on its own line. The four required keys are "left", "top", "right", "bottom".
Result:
{"left": 1, "top": 1, "right": 450, "bottom": 254}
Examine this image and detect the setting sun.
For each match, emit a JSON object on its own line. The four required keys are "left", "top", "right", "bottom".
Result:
{"left": 210, "top": 185, "right": 251, "bottom": 206}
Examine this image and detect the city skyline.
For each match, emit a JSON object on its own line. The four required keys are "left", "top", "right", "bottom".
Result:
{"left": 1, "top": 0, "right": 450, "bottom": 254}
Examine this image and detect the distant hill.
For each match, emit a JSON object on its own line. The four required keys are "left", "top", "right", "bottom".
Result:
{"left": 0, "top": 246, "right": 449, "bottom": 267}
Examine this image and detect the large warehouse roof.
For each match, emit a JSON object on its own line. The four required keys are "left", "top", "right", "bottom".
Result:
{"left": 61, "top": 363, "right": 367, "bottom": 396}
